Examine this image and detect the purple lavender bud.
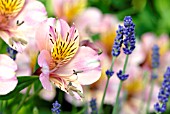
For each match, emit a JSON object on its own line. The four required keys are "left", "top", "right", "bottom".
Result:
{"left": 122, "top": 16, "right": 136, "bottom": 55}
{"left": 117, "top": 70, "right": 129, "bottom": 81}
{"left": 111, "top": 25, "right": 124, "bottom": 57}
{"left": 152, "top": 44, "right": 160, "bottom": 69}
{"left": 51, "top": 100, "right": 61, "bottom": 114}
{"left": 90, "top": 98, "right": 98, "bottom": 114}
{"left": 154, "top": 67, "right": 170, "bottom": 113}
{"left": 105, "top": 70, "right": 114, "bottom": 77}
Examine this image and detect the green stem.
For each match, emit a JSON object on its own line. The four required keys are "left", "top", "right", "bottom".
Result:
{"left": 167, "top": 97, "right": 170, "bottom": 111}
{"left": 146, "top": 79, "right": 155, "bottom": 114}
{"left": 110, "top": 57, "right": 116, "bottom": 71}
{"left": 122, "top": 55, "right": 129, "bottom": 74}
{"left": 99, "top": 57, "right": 116, "bottom": 114}
{"left": 112, "top": 55, "right": 129, "bottom": 114}
{"left": 13, "top": 86, "right": 32, "bottom": 114}
{"left": 112, "top": 81, "right": 123, "bottom": 114}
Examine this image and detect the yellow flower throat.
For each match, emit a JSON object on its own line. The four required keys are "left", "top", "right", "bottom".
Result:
{"left": 50, "top": 31, "right": 79, "bottom": 68}
{"left": 0, "top": 0, "right": 25, "bottom": 25}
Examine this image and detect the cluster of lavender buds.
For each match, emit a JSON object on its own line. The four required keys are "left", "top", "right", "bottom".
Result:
{"left": 90, "top": 98, "right": 98, "bottom": 114}
{"left": 122, "top": 16, "right": 136, "bottom": 55}
{"left": 105, "top": 70, "right": 114, "bottom": 77}
{"left": 151, "top": 44, "right": 160, "bottom": 79}
{"left": 110, "top": 16, "right": 135, "bottom": 81}
{"left": 111, "top": 25, "right": 124, "bottom": 57}
{"left": 154, "top": 67, "right": 170, "bottom": 113}
{"left": 111, "top": 16, "right": 136, "bottom": 57}
{"left": 152, "top": 44, "right": 160, "bottom": 69}
{"left": 117, "top": 70, "right": 129, "bottom": 81}
{"left": 51, "top": 100, "right": 61, "bottom": 114}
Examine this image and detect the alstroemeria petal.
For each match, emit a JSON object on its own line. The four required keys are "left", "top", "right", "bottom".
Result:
{"left": 40, "top": 73, "right": 53, "bottom": 91}
{"left": 38, "top": 50, "right": 52, "bottom": 67}
{"left": 56, "top": 19, "right": 70, "bottom": 39}
{"left": 38, "top": 50, "right": 54, "bottom": 91}
{"left": 56, "top": 46, "right": 101, "bottom": 85}
{"left": 0, "top": 54, "right": 17, "bottom": 79}
{"left": 0, "top": 54, "right": 18, "bottom": 95}
{"left": 0, "top": 78, "right": 18, "bottom": 95}
{"left": 36, "top": 18, "right": 56, "bottom": 51}
{"left": 18, "top": 0, "right": 47, "bottom": 25}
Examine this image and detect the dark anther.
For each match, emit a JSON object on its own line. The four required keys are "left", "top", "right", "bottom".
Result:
{"left": 16, "top": 20, "right": 24, "bottom": 26}
{"left": 73, "top": 70, "right": 83, "bottom": 75}
{"left": 74, "top": 36, "right": 78, "bottom": 41}
{"left": 50, "top": 39, "right": 54, "bottom": 44}
{"left": 49, "top": 34, "right": 52, "bottom": 37}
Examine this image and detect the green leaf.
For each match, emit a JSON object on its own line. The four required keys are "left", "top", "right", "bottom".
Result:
{"left": 0, "top": 76, "right": 39, "bottom": 100}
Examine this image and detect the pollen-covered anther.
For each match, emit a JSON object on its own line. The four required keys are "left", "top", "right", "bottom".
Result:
{"left": 9, "top": 37, "right": 27, "bottom": 47}
{"left": 66, "top": 82, "right": 84, "bottom": 98}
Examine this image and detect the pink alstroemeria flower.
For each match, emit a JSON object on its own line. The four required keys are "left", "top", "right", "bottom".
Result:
{"left": 0, "top": 54, "right": 18, "bottom": 95}
{"left": 52, "top": 0, "right": 86, "bottom": 23}
{"left": 36, "top": 18, "right": 101, "bottom": 99}
{"left": 0, "top": 0, "right": 47, "bottom": 52}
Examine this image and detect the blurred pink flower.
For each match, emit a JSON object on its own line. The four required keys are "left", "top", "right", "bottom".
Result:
{"left": 75, "top": 8, "right": 120, "bottom": 53}
{"left": 118, "top": 34, "right": 170, "bottom": 114}
{"left": 52, "top": 0, "right": 86, "bottom": 23}
{"left": 75, "top": 7, "right": 102, "bottom": 38}
{"left": 0, "top": 0, "right": 47, "bottom": 52}
{"left": 39, "top": 86, "right": 56, "bottom": 101}
{"left": 141, "top": 33, "right": 170, "bottom": 69}
{"left": 35, "top": 18, "right": 101, "bottom": 99}
{"left": 15, "top": 38, "right": 39, "bottom": 76}
{"left": 141, "top": 33, "right": 170, "bottom": 82}
{"left": 0, "top": 54, "right": 18, "bottom": 95}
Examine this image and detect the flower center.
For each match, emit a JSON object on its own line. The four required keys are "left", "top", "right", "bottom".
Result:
{"left": 0, "top": 0, "right": 25, "bottom": 28}
{"left": 64, "top": 0, "right": 86, "bottom": 22}
{"left": 51, "top": 32, "right": 79, "bottom": 68}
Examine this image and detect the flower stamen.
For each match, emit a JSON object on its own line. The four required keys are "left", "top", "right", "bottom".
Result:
{"left": 51, "top": 33, "right": 79, "bottom": 67}
{"left": 9, "top": 37, "right": 27, "bottom": 47}
{"left": 73, "top": 70, "right": 83, "bottom": 75}
{"left": 66, "top": 82, "right": 84, "bottom": 98}
{"left": 16, "top": 20, "right": 24, "bottom": 26}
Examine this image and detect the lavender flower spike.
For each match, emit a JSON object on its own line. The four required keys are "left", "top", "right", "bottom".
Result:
{"left": 123, "top": 16, "right": 136, "bottom": 55}
{"left": 152, "top": 44, "right": 160, "bottom": 69}
{"left": 51, "top": 100, "right": 61, "bottom": 114}
{"left": 90, "top": 98, "right": 98, "bottom": 114}
{"left": 154, "top": 67, "right": 170, "bottom": 113}
{"left": 111, "top": 25, "right": 124, "bottom": 57}
{"left": 151, "top": 44, "right": 160, "bottom": 79}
